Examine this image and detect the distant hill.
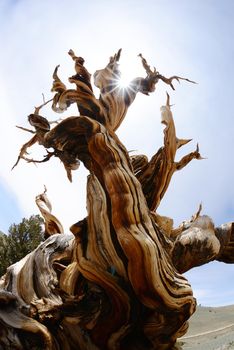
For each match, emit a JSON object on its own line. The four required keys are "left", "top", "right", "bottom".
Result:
{"left": 177, "top": 305, "right": 234, "bottom": 350}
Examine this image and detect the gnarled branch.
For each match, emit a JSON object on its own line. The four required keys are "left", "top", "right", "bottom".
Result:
{"left": 35, "top": 186, "right": 64, "bottom": 237}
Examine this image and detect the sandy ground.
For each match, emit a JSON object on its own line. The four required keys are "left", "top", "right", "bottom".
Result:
{"left": 177, "top": 305, "right": 234, "bottom": 350}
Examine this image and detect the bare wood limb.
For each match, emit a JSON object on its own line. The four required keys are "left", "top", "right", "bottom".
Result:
{"left": 35, "top": 187, "right": 64, "bottom": 237}
{"left": 16, "top": 125, "right": 35, "bottom": 134}
{"left": 68, "top": 49, "right": 92, "bottom": 90}
{"left": 175, "top": 143, "right": 203, "bottom": 170}
{"left": 216, "top": 222, "right": 234, "bottom": 263}
{"left": 34, "top": 97, "right": 53, "bottom": 115}
{"left": 12, "top": 134, "right": 38, "bottom": 170}
{"left": 157, "top": 74, "right": 197, "bottom": 90}
{"left": 172, "top": 215, "right": 221, "bottom": 273}
{"left": 138, "top": 53, "right": 157, "bottom": 76}
{"left": 134, "top": 94, "right": 200, "bottom": 211}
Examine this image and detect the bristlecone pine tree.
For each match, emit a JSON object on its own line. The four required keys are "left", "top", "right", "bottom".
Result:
{"left": 1, "top": 49, "right": 233, "bottom": 350}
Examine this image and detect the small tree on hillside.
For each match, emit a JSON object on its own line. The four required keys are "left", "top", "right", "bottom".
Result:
{"left": 0, "top": 215, "right": 44, "bottom": 276}
{"left": 0, "top": 232, "right": 9, "bottom": 277}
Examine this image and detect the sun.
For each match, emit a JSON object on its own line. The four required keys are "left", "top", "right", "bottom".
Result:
{"left": 117, "top": 53, "right": 145, "bottom": 89}
{"left": 117, "top": 75, "right": 131, "bottom": 89}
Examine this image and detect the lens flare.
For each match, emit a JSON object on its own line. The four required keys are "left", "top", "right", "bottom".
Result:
{"left": 117, "top": 75, "right": 131, "bottom": 89}
{"left": 117, "top": 54, "right": 145, "bottom": 90}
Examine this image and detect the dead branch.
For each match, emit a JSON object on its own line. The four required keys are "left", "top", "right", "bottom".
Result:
{"left": 16, "top": 125, "right": 35, "bottom": 134}
{"left": 35, "top": 187, "right": 64, "bottom": 237}
{"left": 34, "top": 97, "right": 54, "bottom": 115}
{"left": 12, "top": 134, "right": 38, "bottom": 170}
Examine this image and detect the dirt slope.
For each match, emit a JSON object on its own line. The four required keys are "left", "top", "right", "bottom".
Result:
{"left": 177, "top": 305, "right": 234, "bottom": 350}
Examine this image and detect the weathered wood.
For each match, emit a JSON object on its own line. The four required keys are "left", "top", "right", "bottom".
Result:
{"left": 36, "top": 186, "right": 64, "bottom": 237}
{"left": 216, "top": 222, "right": 234, "bottom": 263}
{"left": 2, "top": 49, "right": 233, "bottom": 349}
{"left": 132, "top": 93, "right": 201, "bottom": 211}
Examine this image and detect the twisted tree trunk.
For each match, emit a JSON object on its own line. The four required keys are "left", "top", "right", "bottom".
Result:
{"left": 1, "top": 49, "right": 233, "bottom": 350}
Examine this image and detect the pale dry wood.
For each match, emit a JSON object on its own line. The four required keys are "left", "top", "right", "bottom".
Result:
{"left": 0, "top": 234, "right": 74, "bottom": 349}
{"left": 132, "top": 93, "right": 202, "bottom": 211}
{"left": 35, "top": 186, "right": 64, "bottom": 237}
{"left": 172, "top": 215, "right": 221, "bottom": 273}
{"left": 216, "top": 222, "right": 234, "bottom": 263}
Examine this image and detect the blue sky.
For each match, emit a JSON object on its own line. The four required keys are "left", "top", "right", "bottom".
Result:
{"left": 0, "top": 0, "right": 234, "bottom": 306}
